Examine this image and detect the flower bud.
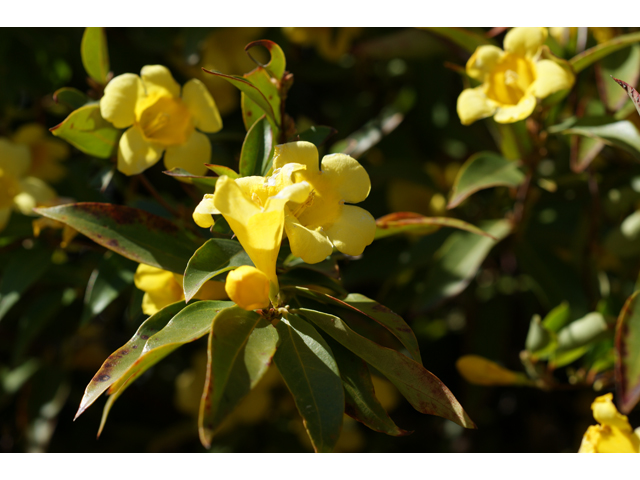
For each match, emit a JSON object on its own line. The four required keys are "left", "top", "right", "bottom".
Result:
{"left": 456, "top": 355, "right": 522, "bottom": 386}
{"left": 225, "top": 266, "right": 271, "bottom": 311}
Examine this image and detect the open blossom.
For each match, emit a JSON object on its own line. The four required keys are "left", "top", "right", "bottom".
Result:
{"left": 100, "top": 65, "right": 222, "bottom": 176}
{"left": 457, "top": 27, "right": 575, "bottom": 125}
{"left": 578, "top": 393, "right": 640, "bottom": 453}
{"left": 0, "top": 138, "right": 56, "bottom": 232}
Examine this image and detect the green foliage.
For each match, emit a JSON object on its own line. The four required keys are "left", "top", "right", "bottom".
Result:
{"left": 80, "top": 27, "right": 110, "bottom": 85}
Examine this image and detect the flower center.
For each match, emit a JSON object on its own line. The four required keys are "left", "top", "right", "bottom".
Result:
{"left": 486, "top": 53, "right": 536, "bottom": 106}
{"left": 136, "top": 94, "right": 194, "bottom": 146}
{"left": 0, "top": 168, "right": 20, "bottom": 208}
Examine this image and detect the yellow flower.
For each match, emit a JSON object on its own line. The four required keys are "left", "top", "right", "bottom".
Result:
{"left": 0, "top": 138, "right": 56, "bottom": 232}
{"left": 579, "top": 393, "right": 640, "bottom": 453}
{"left": 457, "top": 27, "right": 575, "bottom": 125}
{"left": 13, "top": 123, "right": 69, "bottom": 183}
{"left": 225, "top": 265, "right": 271, "bottom": 311}
{"left": 282, "top": 27, "right": 361, "bottom": 62}
{"left": 134, "top": 264, "right": 227, "bottom": 316}
{"left": 456, "top": 354, "right": 523, "bottom": 386}
{"left": 100, "top": 65, "right": 222, "bottom": 176}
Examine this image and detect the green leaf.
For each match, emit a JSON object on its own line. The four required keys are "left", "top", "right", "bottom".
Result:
{"left": 242, "top": 68, "right": 281, "bottom": 134}
{"left": 550, "top": 116, "right": 640, "bottom": 161}
{"left": 421, "top": 27, "right": 496, "bottom": 54}
{"left": 325, "top": 337, "right": 410, "bottom": 436}
{"left": 198, "top": 307, "right": 278, "bottom": 447}
{"left": 239, "top": 116, "right": 273, "bottom": 177}
{"left": 183, "top": 238, "right": 252, "bottom": 302}
{"left": 53, "top": 87, "right": 90, "bottom": 110}
{"left": 543, "top": 302, "right": 571, "bottom": 333}
{"left": 374, "top": 212, "right": 497, "bottom": 241}
{"left": 279, "top": 267, "right": 348, "bottom": 298}
{"left": 34, "top": 203, "right": 198, "bottom": 275}
{"left": 205, "top": 164, "right": 240, "bottom": 179}
{"left": 74, "top": 300, "right": 186, "bottom": 420}
{"left": 245, "top": 39, "right": 286, "bottom": 80}
{"left": 570, "top": 31, "right": 640, "bottom": 74}
{"left": 525, "top": 314, "right": 552, "bottom": 354}
{"left": 570, "top": 134, "right": 605, "bottom": 173}
{"left": 0, "top": 245, "right": 51, "bottom": 322}
{"left": 96, "top": 300, "right": 234, "bottom": 435}
{"left": 448, "top": 152, "right": 526, "bottom": 209}
{"left": 297, "top": 126, "right": 337, "bottom": 147}
{"left": 274, "top": 313, "right": 344, "bottom": 453}
{"left": 49, "top": 104, "right": 121, "bottom": 159}
{"left": 597, "top": 45, "right": 640, "bottom": 111}
{"left": 299, "top": 308, "right": 476, "bottom": 429}
{"left": 415, "top": 219, "right": 512, "bottom": 310}
{"left": 555, "top": 312, "right": 609, "bottom": 352}
{"left": 162, "top": 167, "right": 219, "bottom": 190}
{"left": 615, "top": 291, "right": 640, "bottom": 413}
{"left": 80, "top": 252, "right": 136, "bottom": 325}
{"left": 81, "top": 27, "right": 110, "bottom": 84}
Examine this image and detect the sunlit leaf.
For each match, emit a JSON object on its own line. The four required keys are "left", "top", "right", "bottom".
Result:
{"left": 81, "top": 27, "right": 110, "bottom": 84}
{"left": 204, "top": 164, "right": 240, "bottom": 179}
{"left": 245, "top": 39, "right": 286, "bottom": 80}
{"left": 274, "top": 314, "right": 344, "bottom": 453}
{"left": 615, "top": 291, "right": 640, "bottom": 413}
{"left": 570, "top": 31, "right": 640, "bottom": 74}
{"left": 374, "top": 212, "right": 496, "bottom": 240}
{"left": 242, "top": 68, "right": 280, "bottom": 134}
{"left": 239, "top": 116, "right": 273, "bottom": 177}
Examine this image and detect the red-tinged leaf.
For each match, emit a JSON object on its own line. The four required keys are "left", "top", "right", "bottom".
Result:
{"left": 245, "top": 39, "right": 286, "bottom": 80}
{"left": 242, "top": 67, "right": 280, "bottom": 132}
{"left": 298, "top": 308, "right": 476, "bottom": 429}
{"left": 204, "top": 164, "right": 240, "bottom": 179}
{"left": 615, "top": 290, "right": 640, "bottom": 414}
{"left": 375, "top": 212, "right": 496, "bottom": 241}
{"left": 33, "top": 203, "right": 198, "bottom": 275}
{"left": 612, "top": 76, "right": 640, "bottom": 117}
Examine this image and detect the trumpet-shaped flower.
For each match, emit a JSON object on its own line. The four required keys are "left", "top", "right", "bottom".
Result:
{"left": 457, "top": 27, "right": 575, "bottom": 125}
{"left": 14, "top": 123, "right": 69, "bottom": 183}
{"left": 134, "top": 264, "right": 227, "bottom": 316}
{"left": 578, "top": 393, "right": 640, "bottom": 453}
{"left": 0, "top": 138, "right": 56, "bottom": 232}
{"left": 100, "top": 65, "right": 222, "bottom": 176}
{"left": 225, "top": 266, "right": 271, "bottom": 311}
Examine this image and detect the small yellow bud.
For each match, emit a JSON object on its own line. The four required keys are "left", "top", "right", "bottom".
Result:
{"left": 225, "top": 266, "right": 271, "bottom": 311}
{"left": 456, "top": 354, "right": 522, "bottom": 386}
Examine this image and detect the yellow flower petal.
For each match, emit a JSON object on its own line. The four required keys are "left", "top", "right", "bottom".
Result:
{"left": 140, "top": 65, "right": 181, "bottom": 98}
{"left": 531, "top": 59, "right": 575, "bottom": 99}
{"left": 466, "top": 45, "right": 505, "bottom": 81}
{"left": 0, "top": 207, "right": 11, "bottom": 232}
{"left": 324, "top": 204, "right": 376, "bottom": 256}
{"left": 579, "top": 394, "right": 640, "bottom": 453}
{"left": 456, "top": 86, "right": 497, "bottom": 126}
{"left": 492, "top": 94, "right": 537, "bottom": 123}
{"left": 194, "top": 280, "right": 228, "bottom": 301}
{"left": 193, "top": 194, "right": 218, "bottom": 228}
{"left": 456, "top": 355, "right": 521, "bottom": 386}
{"left": 592, "top": 393, "right": 633, "bottom": 433}
{"left": 163, "top": 131, "right": 210, "bottom": 177}
{"left": 284, "top": 209, "right": 334, "bottom": 264}
{"left": 0, "top": 139, "right": 30, "bottom": 178}
{"left": 117, "top": 126, "right": 164, "bottom": 176}
{"left": 182, "top": 78, "right": 223, "bottom": 133}
{"left": 504, "top": 27, "right": 547, "bottom": 58}
{"left": 100, "top": 73, "right": 144, "bottom": 129}
{"left": 225, "top": 265, "right": 270, "bottom": 311}
{"left": 319, "top": 153, "right": 371, "bottom": 204}
{"left": 273, "top": 141, "right": 320, "bottom": 173}
{"left": 135, "top": 264, "right": 184, "bottom": 316}
{"left": 14, "top": 177, "right": 56, "bottom": 215}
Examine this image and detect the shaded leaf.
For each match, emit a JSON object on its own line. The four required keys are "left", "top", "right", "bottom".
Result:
{"left": 162, "top": 167, "right": 219, "bottom": 190}
{"left": 299, "top": 308, "right": 476, "bottom": 429}
{"left": 53, "top": 87, "right": 90, "bottom": 110}
{"left": 570, "top": 31, "right": 640, "bottom": 74}
{"left": 49, "top": 104, "right": 121, "bottom": 159}
{"left": 570, "top": 134, "right": 605, "bottom": 173}
{"left": 448, "top": 152, "right": 526, "bottom": 209}
{"left": 615, "top": 291, "right": 640, "bottom": 413}
{"left": 456, "top": 355, "right": 529, "bottom": 386}
{"left": 183, "top": 238, "right": 252, "bottom": 302}
{"left": 296, "top": 126, "right": 337, "bottom": 148}
{"left": 597, "top": 46, "right": 640, "bottom": 111}
{"left": 81, "top": 27, "right": 110, "bottom": 84}
{"left": 239, "top": 116, "right": 273, "bottom": 177}
{"left": 33, "top": 203, "right": 198, "bottom": 275}
{"left": 525, "top": 314, "right": 551, "bottom": 354}
{"left": 198, "top": 307, "right": 277, "bottom": 447}
{"left": 555, "top": 312, "right": 609, "bottom": 352}
{"left": 274, "top": 314, "right": 344, "bottom": 453}
{"left": 279, "top": 268, "right": 347, "bottom": 298}
{"left": 374, "top": 212, "right": 496, "bottom": 241}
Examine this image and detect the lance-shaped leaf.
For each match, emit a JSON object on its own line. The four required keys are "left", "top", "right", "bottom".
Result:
{"left": 616, "top": 291, "right": 640, "bottom": 413}
{"left": 239, "top": 116, "right": 273, "bottom": 177}
{"left": 183, "top": 239, "right": 253, "bottom": 302}
{"left": 279, "top": 268, "right": 348, "bottom": 298}
{"left": 245, "top": 39, "right": 286, "bottom": 80}
{"left": 274, "top": 314, "right": 344, "bottom": 453}
{"left": 96, "top": 300, "right": 234, "bottom": 435}
{"left": 325, "top": 336, "right": 410, "bottom": 436}
{"left": 205, "top": 164, "right": 240, "bottom": 179}
{"left": 242, "top": 68, "right": 281, "bottom": 133}
{"left": 33, "top": 203, "right": 197, "bottom": 275}
{"left": 448, "top": 152, "right": 526, "bottom": 209}
{"left": 298, "top": 308, "right": 476, "bottom": 429}
{"left": 292, "top": 287, "right": 421, "bottom": 365}
{"left": 49, "top": 104, "right": 121, "bottom": 159}
{"left": 74, "top": 300, "right": 186, "bottom": 420}
{"left": 421, "top": 27, "right": 496, "bottom": 53}
{"left": 162, "top": 168, "right": 219, "bottom": 193}
{"left": 53, "top": 87, "right": 90, "bottom": 110}
{"left": 570, "top": 31, "right": 640, "bottom": 74}
{"left": 597, "top": 46, "right": 640, "bottom": 111}
{"left": 81, "top": 27, "right": 110, "bottom": 84}
{"left": 612, "top": 76, "right": 640, "bottom": 117}
{"left": 374, "top": 212, "right": 496, "bottom": 241}
{"left": 198, "top": 307, "right": 278, "bottom": 448}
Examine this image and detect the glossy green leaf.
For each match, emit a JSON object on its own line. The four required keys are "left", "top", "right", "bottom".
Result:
{"left": 33, "top": 203, "right": 198, "bottom": 275}
{"left": 183, "top": 238, "right": 252, "bottom": 302}
{"left": 162, "top": 167, "right": 219, "bottom": 190}
{"left": 81, "top": 27, "right": 110, "bottom": 84}
{"left": 297, "top": 126, "right": 337, "bottom": 147}
{"left": 242, "top": 68, "right": 281, "bottom": 134}
{"left": 239, "top": 116, "right": 273, "bottom": 177}
{"left": 421, "top": 27, "right": 496, "bottom": 53}
{"left": 299, "top": 308, "right": 476, "bottom": 429}
{"left": 596, "top": 45, "right": 640, "bottom": 111}
{"left": 555, "top": 312, "right": 609, "bottom": 352}
{"left": 80, "top": 252, "right": 136, "bottom": 325}
{"left": 96, "top": 300, "right": 234, "bottom": 435}
{"left": 615, "top": 291, "right": 640, "bottom": 413}
{"left": 448, "top": 152, "right": 526, "bottom": 209}
{"left": 205, "top": 164, "right": 240, "bottom": 179}
{"left": 415, "top": 219, "right": 512, "bottom": 310}
{"left": 570, "top": 31, "right": 640, "bottom": 74}
{"left": 279, "top": 268, "right": 348, "bottom": 298}
{"left": 325, "top": 336, "right": 410, "bottom": 436}
{"left": 49, "top": 104, "right": 121, "bottom": 159}
{"left": 198, "top": 307, "right": 278, "bottom": 447}
{"left": 0, "top": 246, "right": 51, "bottom": 322}
{"left": 274, "top": 314, "right": 344, "bottom": 453}
{"left": 53, "top": 87, "right": 90, "bottom": 110}
{"left": 245, "top": 39, "right": 286, "bottom": 80}
{"left": 74, "top": 300, "right": 186, "bottom": 420}
{"left": 374, "top": 212, "right": 496, "bottom": 241}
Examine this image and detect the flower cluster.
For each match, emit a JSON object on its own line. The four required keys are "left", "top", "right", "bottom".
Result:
{"left": 579, "top": 393, "right": 640, "bottom": 453}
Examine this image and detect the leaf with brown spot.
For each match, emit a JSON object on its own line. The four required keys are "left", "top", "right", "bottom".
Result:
{"left": 615, "top": 291, "right": 640, "bottom": 414}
